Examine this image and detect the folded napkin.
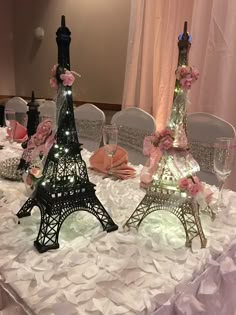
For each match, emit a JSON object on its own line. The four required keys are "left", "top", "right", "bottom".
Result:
{"left": 89, "top": 146, "right": 136, "bottom": 180}
{"left": 6, "top": 120, "right": 28, "bottom": 143}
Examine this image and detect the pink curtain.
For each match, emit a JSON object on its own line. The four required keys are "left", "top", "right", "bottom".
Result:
{"left": 122, "top": 0, "right": 194, "bottom": 130}
{"left": 189, "top": 0, "right": 236, "bottom": 190}
{"left": 123, "top": 0, "right": 236, "bottom": 190}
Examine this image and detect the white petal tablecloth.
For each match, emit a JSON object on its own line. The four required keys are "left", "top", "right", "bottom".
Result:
{"left": 1, "top": 128, "right": 236, "bottom": 315}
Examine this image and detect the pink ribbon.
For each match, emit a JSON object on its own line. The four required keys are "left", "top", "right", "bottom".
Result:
{"left": 140, "top": 137, "right": 162, "bottom": 187}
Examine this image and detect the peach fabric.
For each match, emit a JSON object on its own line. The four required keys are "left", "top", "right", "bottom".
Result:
{"left": 122, "top": 0, "right": 194, "bottom": 131}
{"left": 6, "top": 120, "right": 27, "bottom": 142}
{"left": 89, "top": 146, "right": 136, "bottom": 180}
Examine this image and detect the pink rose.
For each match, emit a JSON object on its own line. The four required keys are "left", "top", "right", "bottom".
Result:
{"left": 51, "top": 64, "right": 58, "bottom": 77}
{"left": 160, "top": 128, "right": 173, "bottom": 138}
{"left": 49, "top": 77, "right": 58, "bottom": 89}
{"left": 159, "top": 135, "right": 173, "bottom": 151}
{"left": 192, "top": 176, "right": 201, "bottom": 185}
{"left": 180, "top": 75, "right": 192, "bottom": 90}
{"left": 152, "top": 132, "right": 160, "bottom": 147}
{"left": 191, "top": 68, "right": 200, "bottom": 81}
{"left": 26, "top": 174, "right": 33, "bottom": 186}
{"left": 175, "top": 66, "right": 189, "bottom": 80}
{"left": 60, "top": 70, "right": 75, "bottom": 86}
{"left": 30, "top": 167, "right": 42, "bottom": 179}
{"left": 188, "top": 182, "right": 201, "bottom": 197}
{"left": 37, "top": 119, "right": 52, "bottom": 137}
{"left": 178, "top": 177, "right": 190, "bottom": 190}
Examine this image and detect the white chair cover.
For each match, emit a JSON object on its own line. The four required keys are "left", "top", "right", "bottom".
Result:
{"left": 5, "top": 97, "right": 27, "bottom": 126}
{"left": 74, "top": 103, "right": 105, "bottom": 152}
{"left": 187, "top": 112, "right": 236, "bottom": 185}
{"left": 111, "top": 107, "right": 156, "bottom": 165}
{"left": 39, "top": 100, "right": 57, "bottom": 131}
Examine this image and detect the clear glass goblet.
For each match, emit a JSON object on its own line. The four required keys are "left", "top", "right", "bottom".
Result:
{"left": 5, "top": 109, "right": 16, "bottom": 143}
{"left": 214, "top": 137, "right": 236, "bottom": 210}
{"left": 103, "top": 125, "right": 118, "bottom": 175}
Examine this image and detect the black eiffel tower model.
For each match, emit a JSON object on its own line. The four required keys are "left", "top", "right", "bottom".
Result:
{"left": 18, "top": 91, "right": 40, "bottom": 171}
{"left": 124, "top": 22, "right": 207, "bottom": 248}
{"left": 17, "top": 16, "right": 118, "bottom": 253}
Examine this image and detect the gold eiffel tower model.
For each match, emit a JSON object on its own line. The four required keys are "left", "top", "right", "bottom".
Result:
{"left": 124, "top": 22, "right": 207, "bottom": 248}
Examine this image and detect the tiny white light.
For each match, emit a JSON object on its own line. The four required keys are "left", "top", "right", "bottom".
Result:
{"left": 65, "top": 131, "right": 70, "bottom": 135}
{"left": 65, "top": 148, "right": 69, "bottom": 153}
{"left": 55, "top": 153, "right": 59, "bottom": 158}
{"left": 66, "top": 111, "right": 69, "bottom": 114}
{"left": 55, "top": 144, "right": 59, "bottom": 148}
{"left": 42, "top": 182, "right": 46, "bottom": 186}
{"left": 67, "top": 90, "right": 72, "bottom": 95}
{"left": 70, "top": 177, "right": 74, "bottom": 182}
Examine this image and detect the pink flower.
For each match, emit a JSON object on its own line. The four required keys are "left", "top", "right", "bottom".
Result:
{"left": 26, "top": 174, "right": 33, "bottom": 186}
{"left": 178, "top": 177, "right": 190, "bottom": 190}
{"left": 175, "top": 66, "right": 189, "bottom": 80}
{"left": 192, "top": 68, "right": 200, "bottom": 81}
{"left": 49, "top": 77, "right": 58, "bottom": 89}
{"left": 37, "top": 119, "right": 52, "bottom": 138}
{"left": 60, "top": 70, "right": 75, "bottom": 86}
{"left": 30, "top": 167, "right": 42, "bottom": 179}
{"left": 151, "top": 132, "right": 160, "bottom": 147}
{"left": 51, "top": 64, "right": 58, "bottom": 77}
{"left": 188, "top": 182, "right": 201, "bottom": 197}
{"left": 192, "top": 176, "right": 201, "bottom": 185}
{"left": 159, "top": 135, "right": 173, "bottom": 151}
{"left": 180, "top": 74, "right": 193, "bottom": 90}
{"left": 160, "top": 128, "right": 173, "bottom": 138}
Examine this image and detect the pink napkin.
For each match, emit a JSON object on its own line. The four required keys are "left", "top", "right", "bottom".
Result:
{"left": 6, "top": 120, "right": 28, "bottom": 143}
{"left": 89, "top": 146, "right": 136, "bottom": 180}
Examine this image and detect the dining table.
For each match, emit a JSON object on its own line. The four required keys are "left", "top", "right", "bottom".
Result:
{"left": 0, "top": 126, "right": 236, "bottom": 315}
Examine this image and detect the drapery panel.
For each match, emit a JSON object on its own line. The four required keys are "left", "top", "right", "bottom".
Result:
{"left": 122, "top": 0, "right": 236, "bottom": 190}
{"left": 122, "top": 0, "right": 194, "bottom": 130}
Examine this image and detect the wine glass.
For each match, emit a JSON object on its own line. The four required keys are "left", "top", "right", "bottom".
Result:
{"left": 5, "top": 109, "right": 16, "bottom": 143}
{"left": 214, "top": 137, "right": 236, "bottom": 210}
{"left": 103, "top": 125, "right": 118, "bottom": 174}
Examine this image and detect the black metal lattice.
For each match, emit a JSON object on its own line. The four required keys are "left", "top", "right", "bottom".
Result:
{"left": 17, "top": 16, "right": 118, "bottom": 253}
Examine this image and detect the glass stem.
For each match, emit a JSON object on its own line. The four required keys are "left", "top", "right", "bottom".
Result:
{"left": 217, "top": 180, "right": 225, "bottom": 208}
{"left": 109, "top": 155, "right": 113, "bottom": 174}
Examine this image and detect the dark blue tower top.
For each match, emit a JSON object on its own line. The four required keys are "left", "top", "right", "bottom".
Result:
{"left": 56, "top": 15, "right": 71, "bottom": 70}
{"left": 177, "top": 21, "right": 191, "bottom": 66}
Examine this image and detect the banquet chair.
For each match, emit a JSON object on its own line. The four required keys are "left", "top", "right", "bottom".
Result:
{"left": 111, "top": 107, "right": 156, "bottom": 165}
{"left": 39, "top": 100, "right": 57, "bottom": 131}
{"left": 5, "top": 97, "right": 27, "bottom": 126}
{"left": 187, "top": 112, "right": 236, "bottom": 186}
{"left": 74, "top": 103, "right": 105, "bottom": 152}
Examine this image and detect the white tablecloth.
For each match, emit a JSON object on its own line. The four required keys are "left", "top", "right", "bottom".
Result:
{"left": 1, "top": 128, "right": 236, "bottom": 315}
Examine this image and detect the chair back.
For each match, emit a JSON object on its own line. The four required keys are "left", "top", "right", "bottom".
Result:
{"left": 111, "top": 107, "right": 156, "bottom": 165}
{"left": 39, "top": 100, "right": 57, "bottom": 131}
{"left": 187, "top": 112, "right": 236, "bottom": 185}
{"left": 5, "top": 97, "right": 28, "bottom": 126}
{"left": 74, "top": 103, "right": 105, "bottom": 152}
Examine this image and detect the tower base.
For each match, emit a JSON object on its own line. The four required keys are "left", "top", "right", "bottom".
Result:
{"left": 124, "top": 189, "right": 207, "bottom": 249}
{"left": 17, "top": 183, "right": 118, "bottom": 253}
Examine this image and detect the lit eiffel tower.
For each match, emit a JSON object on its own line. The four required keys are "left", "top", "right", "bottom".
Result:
{"left": 124, "top": 22, "right": 207, "bottom": 248}
{"left": 17, "top": 16, "right": 118, "bottom": 253}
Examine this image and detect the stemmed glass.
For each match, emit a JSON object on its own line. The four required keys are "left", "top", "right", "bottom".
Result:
{"left": 5, "top": 109, "right": 16, "bottom": 143}
{"left": 103, "top": 125, "right": 118, "bottom": 175}
{"left": 214, "top": 137, "right": 236, "bottom": 210}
